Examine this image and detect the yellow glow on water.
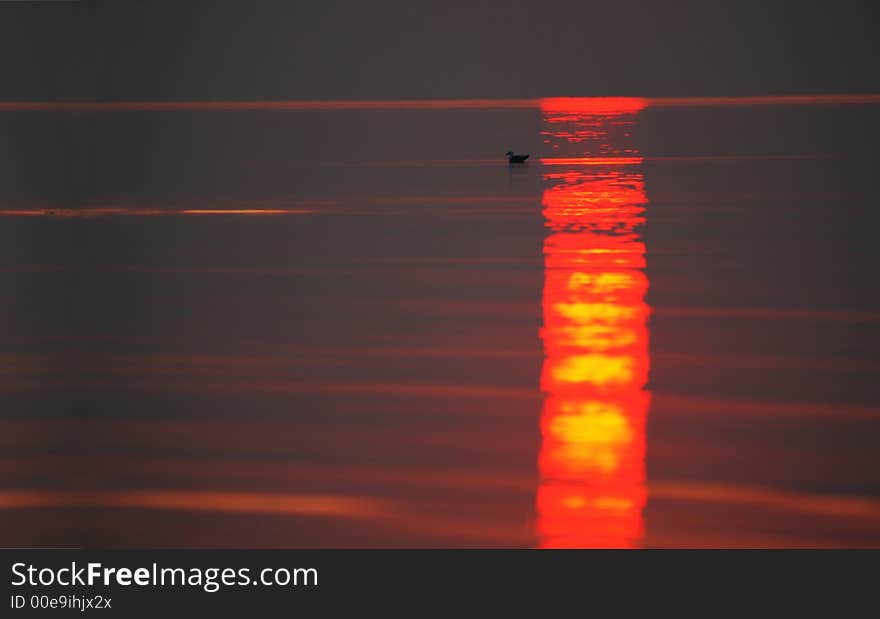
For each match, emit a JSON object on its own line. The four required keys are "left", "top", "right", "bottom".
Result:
{"left": 554, "top": 302, "right": 637, "bottom": 324}
{"left": 568, "top": 272, "right": 637, "bottom": 293}
{"left": 550, "top": 354, "right": 634, "bottom": 386}
{"left": 549, "top": 325, "right": 638, "bottom": 350}
{"left": 563, "top": 495, "right": 587, "bottom": 509}
{"left": 547, "top": 402, "right": 634, "bottom": 474}
{"left": 594, "top": 496, "right": 635, "bottom": 511}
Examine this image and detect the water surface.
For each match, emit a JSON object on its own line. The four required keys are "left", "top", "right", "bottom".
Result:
{"left": 1, "top": 96, "right": 878, "bottom": 547}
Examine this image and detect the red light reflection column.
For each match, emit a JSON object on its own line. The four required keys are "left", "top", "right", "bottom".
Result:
{"left": 537, "top": 98, "right": 651, "bottom": 548}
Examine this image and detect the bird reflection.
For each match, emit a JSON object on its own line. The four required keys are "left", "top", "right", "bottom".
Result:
{"left": 537, "top": 98, "right": 651, "bottom": 548}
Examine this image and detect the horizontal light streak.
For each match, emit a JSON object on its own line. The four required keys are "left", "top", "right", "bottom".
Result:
{"left": 647, "top": 94, "right": 880, "bottom": 107}
{"left": 646, "top": 154, "right": 819, "bottom": 163}
{"left": 542, "top": 97, "right": 647, "bottom": 115}
{"left": 1, "top": 94, "right": 877, "bottom": 113}
{"left": 0, "top": 99, "right": 538, "bottom": 111}
{"left": 0, "top": 208, "right": 314, "bottom": 218}
{"left": 180, "top": 209, "right": 307, "bottom": 215}
{"left": 650, "top": 392, "right": 880, "bottom": 421}
{"left": 0, "top": 490, "right": 387, "bottom": 518}
{"left": 541, "top": 157, "right": 643, "bottom": 166}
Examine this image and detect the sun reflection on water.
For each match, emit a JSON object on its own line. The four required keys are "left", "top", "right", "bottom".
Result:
{"left": 537, "top": 98, "right": 651, "bottom": 548}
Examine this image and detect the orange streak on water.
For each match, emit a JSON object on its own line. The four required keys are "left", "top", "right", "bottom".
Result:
{"left": 180, "top": 209, "right": 309, "bottom": 215}
{"left": 1, "top": 94, "right": 877, "bottom": 112}
{"left": 0, "top": 210, "right": 52, "bottom": 216}
{"left": 541, "top": 97, "right": 648, "bottom": 115}
{"left": 0, "top": 99, "right": 538, "bottom": 111}
{"left": 0, "top": 490, "right": 387, "bottom": 517}
{"left": 541, "top": 157, "right": 644, "bottom": 166}
{"left": 0, "top": 208, "right": 315, "bottom": 218}
{"left": 647, "top": 94, "right": 880, "bottom": 107}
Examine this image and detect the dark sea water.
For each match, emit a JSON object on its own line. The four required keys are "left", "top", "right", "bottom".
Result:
{"left": 1, "top": 97, "right": 879, "bottom": 547}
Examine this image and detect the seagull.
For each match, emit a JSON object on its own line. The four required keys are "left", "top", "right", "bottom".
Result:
{"left": 506, "top": 150, "right": 529, "bottom": 164}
